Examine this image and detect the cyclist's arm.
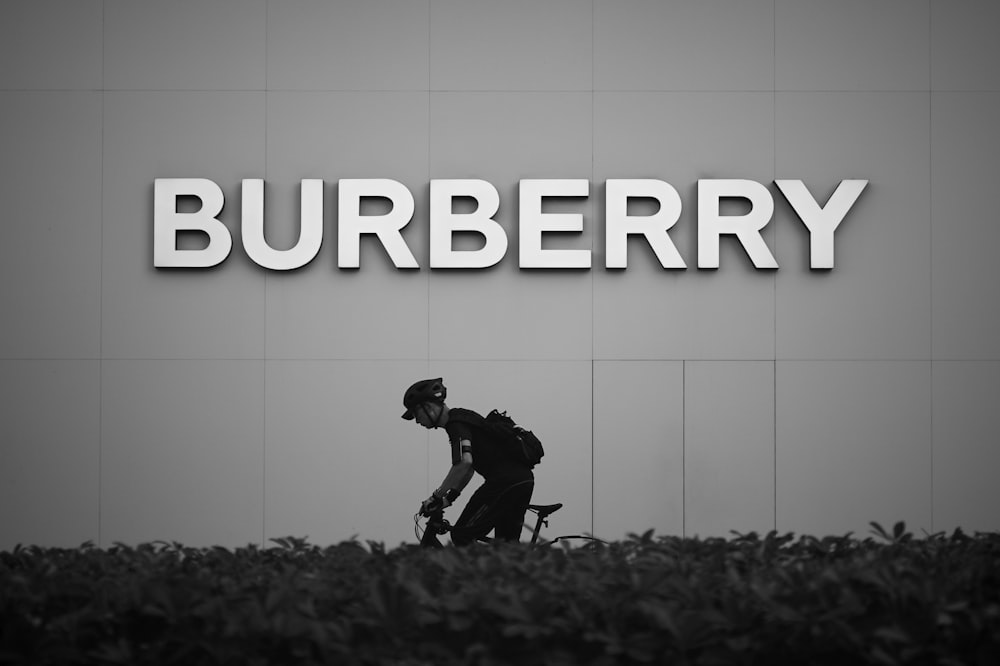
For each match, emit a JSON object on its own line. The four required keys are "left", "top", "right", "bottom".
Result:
{"left": 436, "top": 439, "right": 474, "bottom": 498}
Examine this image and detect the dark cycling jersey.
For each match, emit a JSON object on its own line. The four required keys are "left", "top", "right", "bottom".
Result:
{"left": 445, "top": 407, "right": 532, "bottom": 483}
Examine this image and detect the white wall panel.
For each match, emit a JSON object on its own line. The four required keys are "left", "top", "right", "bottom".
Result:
{"left": 265, "top": 361, "right": 429, "bottom": 547}
{"left": 0, "top": 92, "right": 102, "bottom": 359}
{"left": 265, "top": 91, "right": 429, "bottom": 360}
{"left": 776, "top": 0, "right": 929, "bottom": 91}
{"left": 431, "top": 361, "right": 593, "bottom": 542}
{"left": 431, "top": 0, "right": 591, "bottom": 91}
{"left": 775, "top": 92, "right": 930, "bottom": 360}
{"left": 933, "top": 362, "right": 1000, "bottom": 533}
{"left": 685, "top": 362, "right": 774, "bottom": 537}
{"left": 931, "top": 0, "right": 1000, "bottom": 91}
{"left": 931, "top": 92, "right": 1000, "bottom": 360}
{"left": 101, "top": 360, "right": 265, "bottom": 547}
{"left": 428, "top": 92, "right": 593, "bottom": 361}
{"left": 102, "top": 92, "right": 266, "bottom": 359}
{"left": 593, "top": 92, "right": 775, "bottom": 360}
{"left": 430, "top": 92, "right": 593, "bottom": 181}
{"left": 594, "top": 361, "right": 683, "bottom": 540}
{"left": 105, "top": 0, "right": 266, "bottom": 91}
{"left": 0, "top": 361, "right": 100, "bottom": 550}
{"left": 595, "top": 0, "right": 773, "bottom": 92}
{"left": 0, "top": 0, "right": 102, "bottom": 90}
{"left": 776, "top": 361, "right": 932, "bottom": 537}
{"left": 431, "top": 267, "right": 592, "bottom": 361}
{"left": 268, "top": 0, "right": 429, "bottom": 91}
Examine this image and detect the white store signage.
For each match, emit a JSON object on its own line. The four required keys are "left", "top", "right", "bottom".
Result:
{"left": 153, "top": 178, "right": 868, "bottom": 271}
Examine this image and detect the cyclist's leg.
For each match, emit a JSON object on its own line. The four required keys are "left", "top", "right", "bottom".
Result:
{"left": 451, "top": 484, "right": 495, "bottom": 546}
{"left": 452, "top": 479, "right": 535, "bottom": 546}
{"left": 493, "top": 480, "right": 534, "bottom": 542}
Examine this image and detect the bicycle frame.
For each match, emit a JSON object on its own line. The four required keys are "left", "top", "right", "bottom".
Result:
{"left": 416, "top": 503, "right": 564, "bottom": 548}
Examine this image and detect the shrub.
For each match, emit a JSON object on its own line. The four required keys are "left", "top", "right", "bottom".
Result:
{"left": 1, "top": 524, "right": 998, "bottom": 665}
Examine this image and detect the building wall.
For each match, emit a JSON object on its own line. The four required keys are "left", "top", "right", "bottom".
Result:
{"left": 1, "top": 0, "right": 998, "bottom": 549}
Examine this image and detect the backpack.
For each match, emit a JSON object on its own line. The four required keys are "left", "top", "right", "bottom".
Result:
{"left": 484, "top": 409, "right": 544, "bottom": 469}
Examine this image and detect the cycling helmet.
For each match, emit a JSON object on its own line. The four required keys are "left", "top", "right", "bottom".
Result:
{"left": 401, "top": 378, "right": 447, "bottom": 420}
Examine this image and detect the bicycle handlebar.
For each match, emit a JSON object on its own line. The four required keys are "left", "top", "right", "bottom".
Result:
{"left": 416, "top": 508, "right": 451, "bottom": 548}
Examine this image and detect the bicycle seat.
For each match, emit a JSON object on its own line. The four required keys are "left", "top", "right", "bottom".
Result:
{"left": 528, "top": 503, "right": 563, "bottom": 518}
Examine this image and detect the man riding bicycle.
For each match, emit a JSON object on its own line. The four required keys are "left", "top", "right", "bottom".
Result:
{"left": 402, "top": 378, "right": 534, "bottom": 546}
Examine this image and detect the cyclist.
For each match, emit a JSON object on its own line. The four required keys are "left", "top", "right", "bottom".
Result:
{"left": 402, "top": 378, "right": 534, "bottom": 546}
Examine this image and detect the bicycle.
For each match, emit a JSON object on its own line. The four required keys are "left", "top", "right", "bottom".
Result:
{"left": 415, "top": 502, "right": 603, "bottom": 548}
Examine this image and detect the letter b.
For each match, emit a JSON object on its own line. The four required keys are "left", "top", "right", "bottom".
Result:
{"left": 154, "top": 178, "right": 232, "bottom": 268}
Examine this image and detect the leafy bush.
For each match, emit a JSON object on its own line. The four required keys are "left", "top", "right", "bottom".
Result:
{"left": 1, "top": 524, "right": 999, "bottom": 665}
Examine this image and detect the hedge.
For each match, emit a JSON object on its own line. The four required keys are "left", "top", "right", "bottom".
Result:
{"left": 1, "top": 523, "right": 998, "bottom": 665}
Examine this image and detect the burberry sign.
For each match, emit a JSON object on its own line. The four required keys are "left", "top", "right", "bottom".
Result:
{"left": 153, "top": 178, "right": 867, "bottom": 271}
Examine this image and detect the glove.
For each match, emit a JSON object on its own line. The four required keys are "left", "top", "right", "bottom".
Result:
{"left": 420, "top": 490, "right": 455, "bottom": 516}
